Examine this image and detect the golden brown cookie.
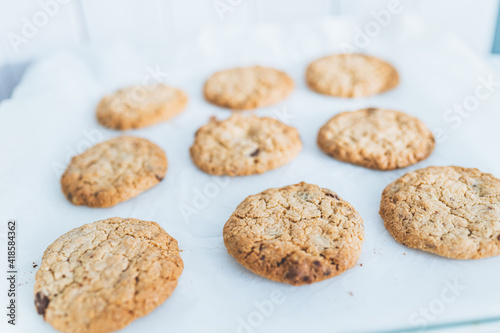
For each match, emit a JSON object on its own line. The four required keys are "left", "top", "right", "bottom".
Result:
{"left": 97, "top": 84, "right": 187, "bottom": 130}
{"left": 203, "top": 66, "right": 294, "bottom": 110}
{"left": 223, "top": 182, "right": 364, "bottom": 285}
{"left": 317, "top": 108, "right": 435, "bottom": 170}
{"left": 306, "top": 54, "right": 399, "bottom": 97}
{"left": 380, "top": 166, "right": 500, "bottom": 259}
{"left": 61, "top": 136, "right": 167, "bottom": 208}
{"left": 190, "top": 115, "right": 302, "bottom": 176}
{"left": 34, "top": 217, "right": 183, "bottom": 333}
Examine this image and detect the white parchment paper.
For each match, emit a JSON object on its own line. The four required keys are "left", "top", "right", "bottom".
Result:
{"left": 1, "top": 15, "right": 500, "bottom": 333}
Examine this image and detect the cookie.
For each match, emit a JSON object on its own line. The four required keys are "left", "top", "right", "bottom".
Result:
{"left": 34, "top": 217, "right": 183, "bottom": 333}
{"left": 203, "top": 66, "right": 294, "bottom": 110}
{"left": 190, "top": 115, "right": 302, "bottom": 176}
{"left": 61, "top": 136, "right": 167, "bottom": 208}
{"left": 317, "top": 108, "right": 435, "bottom": 170}
{"left": 306, "top": 54, "right": 399, "bottom": 97}
{"left": 380, "top": 166, "right": 500, "bottom": 259}
{"left": 223, "top": 182, "right": 364, "bottom": 285}
{"left": 97, "top": 84, "right": 187, "bottom": 130}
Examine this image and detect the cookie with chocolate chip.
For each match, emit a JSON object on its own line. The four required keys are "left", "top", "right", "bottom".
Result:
{"left": 204, "top": 66, "right": 294, "bottom": 110}
{"left": 380, "top": 166, "right": 500, "bottom": 259}
{"left": 34, "top": 217, "right": 183, "bottom": 333}
{"left": 61, "top": 136, "right": 167, "bottom": 208}
{"left": 306, "top": 53, "right": 399, "bottom": 97}
{"left": 190, "top": 115, "right": 302, "bottom": 176}
{"left": 97, "top": 84, "right": 187, "bottom": 130}
{"left": 223, "top": 182, "right": 364, "bottom": 285}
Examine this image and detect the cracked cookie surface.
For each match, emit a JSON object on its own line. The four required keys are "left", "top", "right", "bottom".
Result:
{"left": 96, "top": 84, "right": 187, "bottom": 130}
{"left": 190, "top": 115, "right": 302, "bottom": 176}
{"left": 317, "top": 108, "right": 435, "bottom": 170}
{"left": 223, "top": 182, "right": 364, "bottom": 285}
{"left": 34, "top": 217, "right": 184, "bottom": 333}
{"left": 204, "top": 66, "right": 294, "bottom": 110}
{"left": 61, "top": 136, "right": 167, "bottom": 208}
{"left": 306, "top": 54, "right": 399, "bottom": 97}
{"left": 380, "top": 166, "right": 500, "bottom": 259}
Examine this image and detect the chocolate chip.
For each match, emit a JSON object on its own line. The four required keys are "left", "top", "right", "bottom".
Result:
{"left": 302, "top": 276, "right": 311, "bottom": 282}
{"left": 325, "top": 270, "right": 331, "bottom": 276}
{"left": 497, "top": 235, "right": 500, "bottom": 241}
{"left": 325, "top": 193, "right": 339, "bottom": 200}
{"left": 277, "top": 257, "right": 287, "bottom": 267}
{"left": 285, "top": 268, "right": 298, "bottom": 280}
{"left": 35, "top": 292, "right": 50, "bottom": 316}
{"left": 155, "top": 174, "right": 164, "bottom": 181}
{"left": 250, "top": 148, "right": 260, "bottom": 157}
{"left": 313, "top": 260, "right": 321, "bottom": 267}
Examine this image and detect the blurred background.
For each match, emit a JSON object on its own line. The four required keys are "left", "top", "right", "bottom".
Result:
{"left": 1, "top": 0, "right": 500, "bottom": 101}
